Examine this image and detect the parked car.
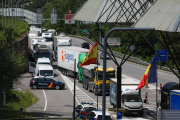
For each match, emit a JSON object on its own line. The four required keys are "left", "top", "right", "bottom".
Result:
{"left": 29, "top": 76, "right": 65, "bottom": 90}
{"left": 81, "top": 42, "right": 90, "bottom": 49}
{"left": 100, "top": 52, "right": 110, "bottom": 59}
{"left": 75, "top": 102, "right": 96, "bottom": 118}
{"left": 80, "top": 110, "right": 112, "bottom": 120}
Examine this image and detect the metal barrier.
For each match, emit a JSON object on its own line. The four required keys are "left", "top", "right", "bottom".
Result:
{"left": 67, "top": 34, "right": 178, "bottom": 73}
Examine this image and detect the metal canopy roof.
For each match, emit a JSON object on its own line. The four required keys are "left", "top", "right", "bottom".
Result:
{"left": 133, "top": 0, "right": 180, "bottom": 32}
{"left": 73, "top": 0, "right": 154, "bottom": 23}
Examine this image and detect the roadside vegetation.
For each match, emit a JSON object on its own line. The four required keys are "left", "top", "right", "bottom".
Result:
{"left": 0, "top": 90, "right": 38, "bottom": 119}
{"left": 0, "top": 15, "right": 32, "bottom": 118}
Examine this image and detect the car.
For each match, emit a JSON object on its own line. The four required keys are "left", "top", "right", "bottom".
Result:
{"left": 75, "top": 102, "right": 96, "bottom": 118}
{"left": 29, "top": 76, "right": 65, "bottom": 90}
{"left": 81, "top": 42, "right": 90, "bottom": 49}
{"left": 100, "top": 52, "right": 110, "bottom": 59}
{"left": 80, "top": 110, "right": 113, "bottom": 120}
{"left": 59, "top": 32, "right": 66, "bottom": 37}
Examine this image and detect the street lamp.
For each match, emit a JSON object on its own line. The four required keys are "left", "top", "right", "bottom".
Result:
{"left": 20, "top": 0, "right": 27, "bottom": 21}
{"left": 16, "top": 0, "right": 22, "bottom": 19}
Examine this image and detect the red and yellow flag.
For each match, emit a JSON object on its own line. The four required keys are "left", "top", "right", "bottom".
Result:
{"left": 79, "top": 42, "right": 97, "bottom": 67}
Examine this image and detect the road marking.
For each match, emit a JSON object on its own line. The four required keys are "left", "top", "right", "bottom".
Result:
{"left": 80, "top": 99, "right": 91, "bottom": 101}
{"left": 42, "top": 90, "right": 47, "bottom": 111}
{"left": 57, "top": 71, "right": 80, "bottom": 105}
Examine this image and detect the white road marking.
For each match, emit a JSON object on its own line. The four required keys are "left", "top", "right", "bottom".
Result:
{"left": 42, "top": 90, "right": 47, "bottom": 111}
{"left": 57, "top": 70, "right": 80, "bottom": 105}
{"left": 80, "top": 99, "right": 91, "bottom": 101}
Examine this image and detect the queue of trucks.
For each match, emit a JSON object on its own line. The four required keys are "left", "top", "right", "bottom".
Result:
{"left": 28, "top": 26, "right": 144, "bottom": 115}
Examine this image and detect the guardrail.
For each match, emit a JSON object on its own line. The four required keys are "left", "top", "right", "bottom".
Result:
{"left": 67, "top": 34, "right": 178, "bottom": 73}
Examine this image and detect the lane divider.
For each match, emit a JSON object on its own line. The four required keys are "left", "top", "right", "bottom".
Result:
{"left": 42, "top": 90, "right": 47, "bottom": 111}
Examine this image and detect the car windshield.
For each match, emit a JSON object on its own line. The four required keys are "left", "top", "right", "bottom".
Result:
{"left": 124, "top": 95, "right": 142, "bottom": 102}
{"left": 83, "top": 107, "right": 96, "bottom": 111}
{"left": 38, "top": 62, "right": 50, "bottom": 65}
{"left": 97, "top": 115, "right": 111, "bottom": 120}
{"left": 45, "top": 38, "right": 53, "bottom": 42}
{"left": 40, "top": 70, "right": 53, "bottom": 76}
{"left": 38, "top": 53, "right": 50, "bottom": 58}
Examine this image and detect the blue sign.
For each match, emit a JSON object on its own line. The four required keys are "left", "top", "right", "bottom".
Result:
{"left": 157, "top": 50, "right": 168, "bottom": 62}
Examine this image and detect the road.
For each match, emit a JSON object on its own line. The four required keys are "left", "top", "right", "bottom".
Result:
{"left": 22, "top": 36, "right": 178, "bottom": 119}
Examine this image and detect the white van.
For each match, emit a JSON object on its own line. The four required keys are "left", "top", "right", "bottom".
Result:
{"left": 36, "top": 58, "right": 51, "bottom": 65}
{"left": 29, "top": 63, "right": 58, "bottom": 77}
{"left": 35, "top": 65, "right": 54, "bottom": 77}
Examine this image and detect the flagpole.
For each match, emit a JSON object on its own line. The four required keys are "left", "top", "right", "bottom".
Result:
{"left": 97, "top": 49, "right": 98, "bottom": 110}
{"left": 156, "top": 52, "right": 158, "bottom": 117}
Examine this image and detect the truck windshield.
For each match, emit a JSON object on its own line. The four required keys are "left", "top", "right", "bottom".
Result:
{"left": 124, "top": 95, "right": 142, "bottom": 102}
{"left": 45, "top": 38, "right": 53, "bottom": 42}
{"left": 38, "top": 62, "right": 50, "bottom": 65}
{"left": 38, "top": 53, "right": 50, "bottom": 58}
{"left": 98, "top": 71, "right": 115, "bottom": 79}
{"left": 40, "top": 70, "right": 53, "bottom": 76}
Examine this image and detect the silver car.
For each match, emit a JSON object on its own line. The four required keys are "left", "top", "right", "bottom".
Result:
{"left": 100, "top": 53, "right": 110, "bottom": 59}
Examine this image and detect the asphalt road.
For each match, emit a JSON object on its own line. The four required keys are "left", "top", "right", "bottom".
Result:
{"left": 22, "top": 36, "right": 178, "bottom": 119}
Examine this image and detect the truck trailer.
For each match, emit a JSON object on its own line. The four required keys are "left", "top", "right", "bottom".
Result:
{"left": 57, "top": 46, "right": 89, "bottom": 77}
{"left": 28, "top": 37, "right": 53, "bottom": 63}
{"left": 54, "top": 35, "right": 72, "bottom": 57}
{"left": 81, "top": 64, "right": 115, "bottom": 95}
{"left": 110, "top": 77, "right": 144, "bottom": 116}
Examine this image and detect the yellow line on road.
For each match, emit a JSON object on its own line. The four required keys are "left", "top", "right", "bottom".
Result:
{"left": 98, "top": 102, "right": 113, "bottom": 114}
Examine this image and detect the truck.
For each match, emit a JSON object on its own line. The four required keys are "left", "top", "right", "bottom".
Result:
{"left": 54, "top": 35, "right": 72, "bottom": 57}
{"left": 81, "top": 64, "right": 115, "bottom": 95}
{"left": 57, "top": 46, "right": 90, "bottom": 78}
{"left": 109, "top": 77, "right": 144, "bottom": 116}
{"left": 29, "top": 27, "right": 42, "bottom": 36}
{"left": 28, "top": 37, "right": 53, "bottom": 63}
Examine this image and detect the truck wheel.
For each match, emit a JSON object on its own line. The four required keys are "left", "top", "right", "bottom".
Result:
{"left": 82, "top": 82, "right": 84, "bottom": 88}
{"left": 86, "top": 83, "right": 88, "bottom": 90}
{"left": 55, "top": 85, "right": 60, "bottom": 90}
{"left": 32, "top": 85, "right": 37, "bottom": 89}
{"left": 65, "top": 70, "right": 67, "bottom": 76}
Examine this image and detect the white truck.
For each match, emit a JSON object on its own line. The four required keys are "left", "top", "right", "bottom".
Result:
{"left": 54, "top": 35, "right": 72, "bottom": 57}
{"left": 28, "top": 37, "right": 53, "bottom": 63}
{"left": 57, "top": 46, "right": 89, "bottom": 77}
{"left": 29, "top": 28, "right": 42, "bottom": 36}
{"left": 110, "top": 77, "right": 144, "bottom": 116}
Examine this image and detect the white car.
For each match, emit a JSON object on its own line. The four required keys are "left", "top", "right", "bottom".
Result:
{"left": 59, "top": 32, "right": 66, "bottom": 37}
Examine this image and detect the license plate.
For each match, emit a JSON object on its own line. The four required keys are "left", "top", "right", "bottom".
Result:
{"left": 132, "top": 112, "right": 138, "bottom": 114}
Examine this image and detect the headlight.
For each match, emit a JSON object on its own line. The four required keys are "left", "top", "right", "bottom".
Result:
{"left": 124, "top": 104, "right": 129, "bottom": 108}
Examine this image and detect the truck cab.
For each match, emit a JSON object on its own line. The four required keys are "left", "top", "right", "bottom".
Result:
{"left": 35, "top": 65, "right": 54, "bottom": 78}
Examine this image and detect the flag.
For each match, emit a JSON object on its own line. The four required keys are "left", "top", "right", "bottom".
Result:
{"left": 136, "top": 54, "right": 157, "bottom": 90}
{"left": 79, "top": 42, "right": 97, "bottom": 67}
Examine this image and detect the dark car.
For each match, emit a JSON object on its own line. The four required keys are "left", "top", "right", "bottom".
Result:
{"left": 29, "top": 77, "right": 65, "bottom": 90}
{"left": 81, "top": 42, "right": 90, "bottom": 49}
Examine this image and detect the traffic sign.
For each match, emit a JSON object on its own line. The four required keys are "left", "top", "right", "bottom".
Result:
{"left": 36, "top": 14, "right": 42, "bottom": 24}
{"left": 68, "top": 10, "right": 72, "bottom": 14}
{"left": 37, "top": 8, "right": 42, "bottom": 14}
{"left": 81, "top": 21, "right": 94, "bottom": 24}
{"left": 157, "top": 50, "right": 168, "bottom": 62}
{"left": 51, "top": 14, "right": 57, "bottom": 24}
{"left": 65, "top": 14, "right": 75, "bottom": 24}
{"left": 130, "top": 45, "right": 135, "bottom": 51}
{"left": 86, "top": 31, "right": 90, "bottom": 35}
{"left": 82, "top": 29, "right": 88, "bottom": 34}
{"left": 102, "top": 38, "right": 121, "bottom": 45}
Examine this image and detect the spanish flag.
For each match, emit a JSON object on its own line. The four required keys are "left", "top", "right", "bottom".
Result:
{"left": 79, "top": 42, "right": 97, "bottom": 67}
{"left": 136, "top": 54, "right": 157, "bottom": 90}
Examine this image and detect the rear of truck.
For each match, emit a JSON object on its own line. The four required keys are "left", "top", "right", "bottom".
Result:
{"left": 94, "top": 67, "right": 115, "bottom": 95}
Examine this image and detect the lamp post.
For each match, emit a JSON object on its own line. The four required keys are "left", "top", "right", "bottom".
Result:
{"left": 16, "top": 0, "right": 22, "bottom": 19}
{"left": 20, "top": 0, "right": 27, "bottom": 21}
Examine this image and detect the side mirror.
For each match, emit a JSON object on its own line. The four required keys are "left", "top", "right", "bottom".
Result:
{"left": 37, "top": 73, "right": 39, "bottom": 76}
{"left": 144, "top": 99, "right": 146, "bottom": 103}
